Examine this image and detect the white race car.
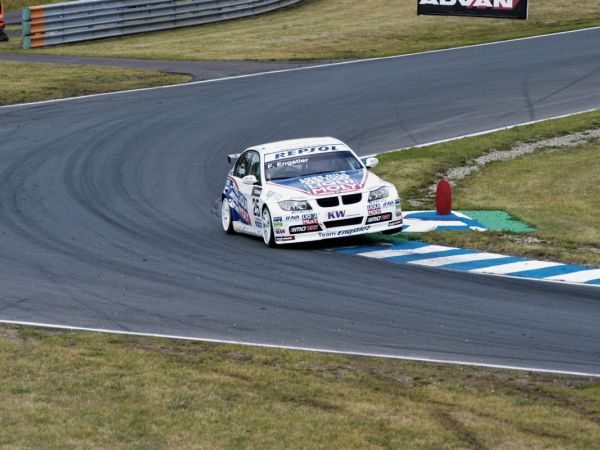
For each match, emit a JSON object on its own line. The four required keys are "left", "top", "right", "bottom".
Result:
{"left": 221, "top": 137, "right": 403, "bottom": 246}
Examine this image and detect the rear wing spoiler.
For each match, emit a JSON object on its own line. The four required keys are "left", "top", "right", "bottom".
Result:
{"left": 227, "top": 153, "right": 241, "bottom": 164}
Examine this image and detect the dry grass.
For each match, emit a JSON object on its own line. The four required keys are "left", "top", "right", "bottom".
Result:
{"left": 1, "top": 325, "right": 599, "bottom": 448}
{"left": 2, "top": 0, "right": 68, "bottom": 11}
{"left": 375, "top": 109, "right": 600, "bottom": 266}
{"left": 2, "top": 0, "right": 599, "bottom": 60}
{"left": 0, "top": 60, "right": 190, "bottom": 106}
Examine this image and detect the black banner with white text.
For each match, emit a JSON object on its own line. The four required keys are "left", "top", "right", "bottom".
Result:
{"left": 417, "top": 0, "right": 528, "bottom": 20}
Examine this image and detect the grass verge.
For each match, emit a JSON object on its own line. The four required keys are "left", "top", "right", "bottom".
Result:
{"left": 374, "top": 109, "right": 600, "bottom": 267}
{"left": 1, "top": 325, "right": 599, "bottom": 449}
{"left": 2, "top": 0, "right": 599, "bottom": 60}
{"left": 0, "top": 60, "right": 190, "bottom": 106}
{"left": 3, "top": 0, "right": 69, "bottom": 11}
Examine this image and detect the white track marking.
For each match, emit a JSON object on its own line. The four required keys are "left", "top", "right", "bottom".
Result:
{"left": 470, "top": 260, "right": 563, "bottom": 275}
{"left": 407, "top": 252, "right": 508, "bottom": 267}
{"left": 1, "top": 26, "right": 599, "bottom": 111}
{"left": 546, "top": 269, "right": 600, "bottom": 283}
{"left": 357, "top": 244, "right": 453, "bottom": 258}
{"left": 0, "top": 319, "right": 598, "bottom": 378}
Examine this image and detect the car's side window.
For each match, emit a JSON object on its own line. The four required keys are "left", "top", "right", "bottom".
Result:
{"left": 234, "top": 152, "right": 251, "bottom": 178}
{"left": 248, "top": 152, "right": 261, "bottom": 184}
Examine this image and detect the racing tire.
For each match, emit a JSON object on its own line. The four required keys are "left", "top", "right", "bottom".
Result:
{"left": 261, "top": 207, "right": 277, "bottom": 248}
{"left": 221, "top": 197, "right": 235, "bottom": 234}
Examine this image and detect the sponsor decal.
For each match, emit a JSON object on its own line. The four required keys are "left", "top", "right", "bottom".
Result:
{"left": 275, "top": 228, "right": 286, "bottom": 235}
{"left": 366, "top": 213, "right": 392, "bottom": 224}
{"left": 302, "top": 213, "right": 318, "bottom": 224}
{"left": 301, "top": 172, "right": 364, "bottom": 196}
{"left": 270, "top": 169, "right": 366, "bottom": 196}
{"left": 226, "top": 179, "right": 251, "bottom": 225}
{"left": 395, "top": 210, "right": 403, "bottom": 218}
{"left": 336, "top": 226, "right": 370, "bottom": 236}
{"left": 252, "top": 186, "right": 262, "bottom": 198}
{"left": 318, "top": 226, "right": 371, "bottom": 239}
{"left": 368, "top": 207, "right": 382, "bottom": 216}
{"left": 284, "top": 215, "right": 300, "bottom": 221}
{"left": 327, "top": 210, "right": 346, "bottom": 220}
{"left": 319, "top": 231, "right": 337, "bottom": 238}
{"left": 417, "top": 0, "right": 528, "bottom": 20}
{"left": 289, "top": 224, "right": 321, "bottom": 234}
{"left": 255, "top": 219, "right": 263, "bottom": 229}
{"left": 264, "top": 145, "right": 349, "bottom": 162}
{"left": 388, "top": 219, "right": 404, "bottom": 227}
{"left": 273, "top": 217, "right": 284, "bottom": 228}
{"left": 266, "top": 158, "right": 308, "bottom": 171}
{"left": 382, "top": 200, "right": 396, "bottom": 208}
{"left": 276, "top": 236, "right": 295, "bottom": 242}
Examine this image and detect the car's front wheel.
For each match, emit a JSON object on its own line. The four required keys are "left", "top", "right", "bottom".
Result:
{"left": 221, "top": 197, "right": 234, "bottom": 234}
{"left": 262, "top": 207, "right": 277, "bottom": 247}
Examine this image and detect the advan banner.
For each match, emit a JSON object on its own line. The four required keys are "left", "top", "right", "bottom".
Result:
{"left": 417, "top": 0, "right": 528, "bottom": 20}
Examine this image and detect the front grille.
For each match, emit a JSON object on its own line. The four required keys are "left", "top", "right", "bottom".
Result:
{"left": 323, "top": 217, "right": 363, "bottom": 228}
{"left": 316, "top": 197, "right": 339, "bottom": 208}
{"left": 342, "top": 193, "right": 362, "bottom": 205}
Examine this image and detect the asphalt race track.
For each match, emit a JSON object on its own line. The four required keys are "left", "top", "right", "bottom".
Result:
{"left": 1, "top": 28, "right": 600, "bottom": 375}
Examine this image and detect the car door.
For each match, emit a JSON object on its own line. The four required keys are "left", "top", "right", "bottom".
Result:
{"left": 230, "top": 150, "right": 261, "bottom": 233}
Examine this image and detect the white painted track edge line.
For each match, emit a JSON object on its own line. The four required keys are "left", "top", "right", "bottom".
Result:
{"left": 386, "top": 107, "right": 600, "bottom": 154}
{"left": 1, "top": 319, "right": 598, "bottom": 378}
{"left": 1, "top": 25, "right": 600, "bottom": 111}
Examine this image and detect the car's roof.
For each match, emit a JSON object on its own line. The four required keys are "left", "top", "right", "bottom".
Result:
{"left": 248, "top": 137, "right": 347, "bottom": 155}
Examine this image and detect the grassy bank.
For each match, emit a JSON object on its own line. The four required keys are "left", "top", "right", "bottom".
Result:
{"left": 375, "top": 109, "right": 600, "bottom": 267}
{"left": 3, "top": 0, "right": 600, "bottom": 60}
{"left": 1, "top": 325, "right": 598, "bottom": 448}
{"left": 0, "top": 60, "right": 190, "bottom": 106}
{"left": 3, "top": 0, "right": 68, "bottom": 10}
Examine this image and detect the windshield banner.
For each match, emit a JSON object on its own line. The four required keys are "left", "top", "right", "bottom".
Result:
{"left": 417, "top": 0, "right": 528, "bottom": 20}
{"left": 264, "top": 144, "right": 350, "bottom": 163}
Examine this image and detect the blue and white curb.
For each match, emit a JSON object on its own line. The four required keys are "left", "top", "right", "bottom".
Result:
{"left": 332, "top": 241, "right": 600, "bottom": 287}
{"left": 402, "top": 211, "right": 486, "bottom": 232}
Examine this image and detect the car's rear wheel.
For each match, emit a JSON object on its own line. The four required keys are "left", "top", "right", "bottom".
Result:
{"left": 221, "top": 197, "right": 234, "bottom": 234}
{"left": 262, "top": 207, "right": 276, "bottom": 247}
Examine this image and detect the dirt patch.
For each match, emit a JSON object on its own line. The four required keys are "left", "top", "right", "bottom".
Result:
{"left": 0, "top": 326, "right": 24, "bottom": 343}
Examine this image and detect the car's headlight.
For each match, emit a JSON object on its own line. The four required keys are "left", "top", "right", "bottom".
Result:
{"left": 368, "top": 186, "right": 390, "bottom": 202}
{"left": 278, "top": 200, "right": 312, "bottom": 211}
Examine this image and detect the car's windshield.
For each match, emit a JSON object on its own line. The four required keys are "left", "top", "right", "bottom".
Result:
{"left": 265, "top": 151, "right": 363, "bottom": 181}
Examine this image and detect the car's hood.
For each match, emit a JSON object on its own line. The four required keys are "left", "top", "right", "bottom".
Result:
{"left": 267, "top": 169, "right": 387, "bottom": 197}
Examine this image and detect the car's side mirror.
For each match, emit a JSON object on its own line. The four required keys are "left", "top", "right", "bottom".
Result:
{"left": 242, "top": 175, "right": 258, "bottom": 185}
{"left": 364, "top": 157, "right": 379, "bottom": 169}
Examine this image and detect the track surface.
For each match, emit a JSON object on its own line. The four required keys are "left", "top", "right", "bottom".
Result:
{"left": 1, "top": 29, "right": 600, "bottom": 374}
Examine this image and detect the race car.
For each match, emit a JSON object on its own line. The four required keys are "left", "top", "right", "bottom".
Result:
{"left": 221, "top": 137, "right": 403, "bottom": 246}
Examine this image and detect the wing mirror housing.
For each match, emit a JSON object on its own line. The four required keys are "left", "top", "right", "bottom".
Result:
{"left": 227, "top": 153, "right": 241, "bottom": 164}
{"left": 364, "top": 157, "right": 379, "bottom": 169}
{"left": 242, "top": 175, "right": 258, "bottom": 185}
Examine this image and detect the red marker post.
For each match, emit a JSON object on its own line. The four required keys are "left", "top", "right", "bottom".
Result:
{"left": 0, "top": 1, "right": 8, "bottom": 42}
{"left": 435, "top": 179, "right": 452, "bottom": 215}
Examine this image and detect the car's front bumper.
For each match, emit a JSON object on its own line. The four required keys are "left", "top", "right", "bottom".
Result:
{"left": 271, "top": 198, "right": 403, "bottom": 245}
